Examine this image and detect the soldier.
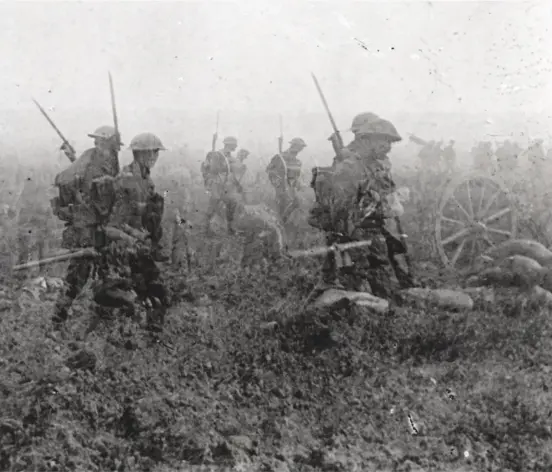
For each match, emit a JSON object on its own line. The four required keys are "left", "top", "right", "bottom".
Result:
{"left": 93, "top": 132, "right": 170, "bottom": 333}
{"left": 266, "top": 137, "right": 306, "bottom": 224}
{"left": 201, "top": 136, "right": 244, "bottom": 234}
{"left": 51, "top": 125, "right": 121, "bottom": 329}
{"left": 310, "top": 114, "right": 405, "bottom": 299}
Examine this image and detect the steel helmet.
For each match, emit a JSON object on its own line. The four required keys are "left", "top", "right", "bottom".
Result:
{"left": 88, "top": 125, "right": 118, "bottom": 140}
{"left": 223, "top": 136, "right": 238, "bottom": 145}
{"left": 350, "top": 112, "right": 381, "bottom": 133}
{"left": 129, "top": 132, "right": 166, "bottom": 151}
{"left": 289, "top": 137, "right": 307, "bottom": 147}
{"left": 356, "top": 117, "right": 402, "bottom": 142}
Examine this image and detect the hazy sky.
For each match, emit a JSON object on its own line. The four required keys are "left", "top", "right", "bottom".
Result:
{"left": 0, "top": 0, "right": 551, "bottom": 157}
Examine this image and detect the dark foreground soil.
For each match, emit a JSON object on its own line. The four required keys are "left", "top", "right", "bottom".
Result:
{"left": 2, "top": 251, "right": 552, "bottom": 472}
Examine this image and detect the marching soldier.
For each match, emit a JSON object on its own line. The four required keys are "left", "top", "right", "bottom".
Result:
{"left": 94, "top": 132, "right": 170, "bottom": 333}
{"left": 201, "top": 136, "right": 243, "bottom": 234}
{"left": 266, "top": 137, "right": 306, "bottom": 223}
{"left": 51, "top": 125, "right": 121, "bottom": 330}
{"left": 310, "top": 114, "right": 404, "bottom": 299}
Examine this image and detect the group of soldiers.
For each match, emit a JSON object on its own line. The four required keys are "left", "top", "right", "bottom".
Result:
{"left": 50, "top": 126, "right": 169, "bottom": 334}
{"left": 200, "top": 135, "right": 308, "bottom": 234}
{"left": 28, "top": 103, "right": 414, "bottom": 339}
{"left": 199, "top": 111, "right": 413, "bottom": 300}
{"left": 417, "top": 139, "right": 456, "bottom": 173}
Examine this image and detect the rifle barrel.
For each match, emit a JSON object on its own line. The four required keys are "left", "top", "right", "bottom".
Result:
{"left": 288, "top": 240, "right": 373, "bottom": 258}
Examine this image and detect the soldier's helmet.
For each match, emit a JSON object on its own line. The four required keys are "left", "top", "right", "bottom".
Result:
{"left": 350, "top": 112, "right": 381, "bottom": 134}
{"left": 289, "top": 137, "right": 307, "bottom": 148}
{"left": 355, "top": 117, "right": 402, "bottom": 143}
{"left": 223, "top": 136, "right": 238, "bottom": 145}
{"left": 129, "top": 132, "right": 166, "bottom": 151}
{"left": 88, "top": 125, "right": 120, "bottom": 142}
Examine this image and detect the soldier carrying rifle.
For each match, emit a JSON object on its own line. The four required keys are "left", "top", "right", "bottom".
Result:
{"left": 309, "top": 112, "right": 408, "bottom": 299}
{"left": 51, "top": 125, "right": 121, "bottom": 329}
{"left": 266, "top": 137, "right": 307, "bottom": 224}
{"left": 201, "top": 135, "right": 244, "bottom": 235}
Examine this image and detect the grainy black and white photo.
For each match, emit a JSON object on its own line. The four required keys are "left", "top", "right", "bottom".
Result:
{"left": 1, "top": 0, "right": 551, "bottom": 470}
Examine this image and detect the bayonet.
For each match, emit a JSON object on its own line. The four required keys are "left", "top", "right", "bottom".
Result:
{"left": 212, "top": 111, "right": 219, "bottom": 152}
{"left": 311, "top": 72, "right": 344, "bottom": 155}
{"left": 108, "top": 72, "right": 121, "bottom": 149}
{"left": 32, "top": 98, "right": 76, "bottom": 162}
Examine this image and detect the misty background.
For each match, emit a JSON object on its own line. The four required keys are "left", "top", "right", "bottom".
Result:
{"left": 0, "top": 0, "right": 551, "bottom": 172}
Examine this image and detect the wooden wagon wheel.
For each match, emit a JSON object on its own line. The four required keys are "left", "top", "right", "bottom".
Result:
{"left": 435, "top": 171, "right": 517, "bottom": 273}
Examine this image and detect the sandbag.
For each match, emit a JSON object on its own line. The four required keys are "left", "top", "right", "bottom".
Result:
{"left": 313, "top": 289, "right": 389, "bottom": 313}
{"left": 400, "top": 288, "right": 474, "bottom": 311}
{"left": 483, "top": 239, "right": 552, "bottom": 267}
{"left": 466, "top": 267, "right": 516, "bottom": 287}
{"left": 497, "top": 255, "right": 546, "bottom": 287}
{"left": 529, "top": 285, "right": 552, "bottom": 307}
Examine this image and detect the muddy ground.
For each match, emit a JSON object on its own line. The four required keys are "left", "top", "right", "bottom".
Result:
{"left": 2, "top": 244, "right": 552, "bottom": 472}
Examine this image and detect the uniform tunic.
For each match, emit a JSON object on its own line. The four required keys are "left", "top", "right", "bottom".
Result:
{"left": 309, "top": 139, "right": 398, "bottom": 298}
{"left": 266, "top": 151, "right": 303, "bottom": 222}
{"left": 202, "top": 150, "right": 243, "bottom": 229}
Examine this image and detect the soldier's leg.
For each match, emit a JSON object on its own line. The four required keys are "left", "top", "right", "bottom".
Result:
{"left": 53, "top": 259, "right": 94, "bottom": 327}
{"left": 225, "top": 196, "right": 238, "bottom": 234}
{"left": 130, "top": 252, "right": 169, "bottom": 332}
{"left": 204, "top": 194, "right": 219, "bottom": 232}
{"left": 356, "top": 235, "right": 395, "bottom": 300}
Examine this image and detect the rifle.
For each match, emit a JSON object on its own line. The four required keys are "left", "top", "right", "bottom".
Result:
{"left": 212, "top": 111, "right": 220, "bottom": 152}
{"left": 288, "top": 240, "right": 373, "bottom": 258}
{"left": 311, "top": 73, "right": 344, "bottom": 158}
{"left": 12, "top": 226, "right": 148, "bottom": 272}
{"left": 108, "top": 72, "right": 122, "bottom": 173}
{"left": 13, "top": 248, "right": 98, "bottom": 271}
{"left": 32, "top": 98, "right": 76, "bottom": 162}
{"left": 278, "top": 114, "right": 283, "bottom": 154}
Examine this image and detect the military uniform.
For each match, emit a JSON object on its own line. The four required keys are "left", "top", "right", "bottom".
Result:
{"left": 202, "top": 136, "right": 243, "bottom": 234}
{"left": 52, "top": 126, "right": 120, "bottom": 328}
{"left": 93, "top": 132, "right": 169, "bottom": 333}
{"left": 309, "top": 115, "right": 403, "bottom": 299}
{"left": 266, "top": 138, "right": 306, "bottom": 224}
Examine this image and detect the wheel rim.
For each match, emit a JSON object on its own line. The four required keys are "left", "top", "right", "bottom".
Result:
{"left": 435, "top": 171, "right": 517, "bottom": 273}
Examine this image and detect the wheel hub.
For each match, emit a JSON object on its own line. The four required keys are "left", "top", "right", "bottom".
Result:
{"left": 471, "top": 220, "right": 487, "bottom": 234}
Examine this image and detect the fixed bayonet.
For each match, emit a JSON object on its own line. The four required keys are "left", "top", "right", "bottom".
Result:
{"left": 311, "top": 72, "right": 344, "bottom": 154}
{"left": 212, "top": 111, "right": 219, "bottom": 152}
{"left": 108, "top": 72, "right": 121, "bottom": 149}
{"left": 32, "top": 98, "right": 76, "bottom": 162}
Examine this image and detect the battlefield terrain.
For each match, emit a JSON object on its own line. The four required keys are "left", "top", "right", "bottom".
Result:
{"left": 1, "top": 147, "right": 552, "bottom": 472}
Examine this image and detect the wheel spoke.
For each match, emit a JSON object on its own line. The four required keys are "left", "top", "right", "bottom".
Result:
{"left": 441, "top": 216, "right": 465, "bottom": 226}
{"left": 450, "top": 195, "right": 473, "bottom": 221}
{"left": 480, "top": 189, "right": 500, "bottom": 218}
{"left": 442, "top": 228, "right": 471, "bottom": 246}
{"left": 486, "top": 227, "right": 512, "bottom": 237}
{"left": 484, "top": 207, "right": 511, "bottom": 224}
{"left": 477, "top": 181, "right": 486, "bottom": 216}
{"left": 451, "top": 237, "right": 468, "bottom": 266}
{"left": 465, "top": 180, "right": 474, "bottom": 218}
{"left": 468, "top": 237, "right": 477, "bottom": 265}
